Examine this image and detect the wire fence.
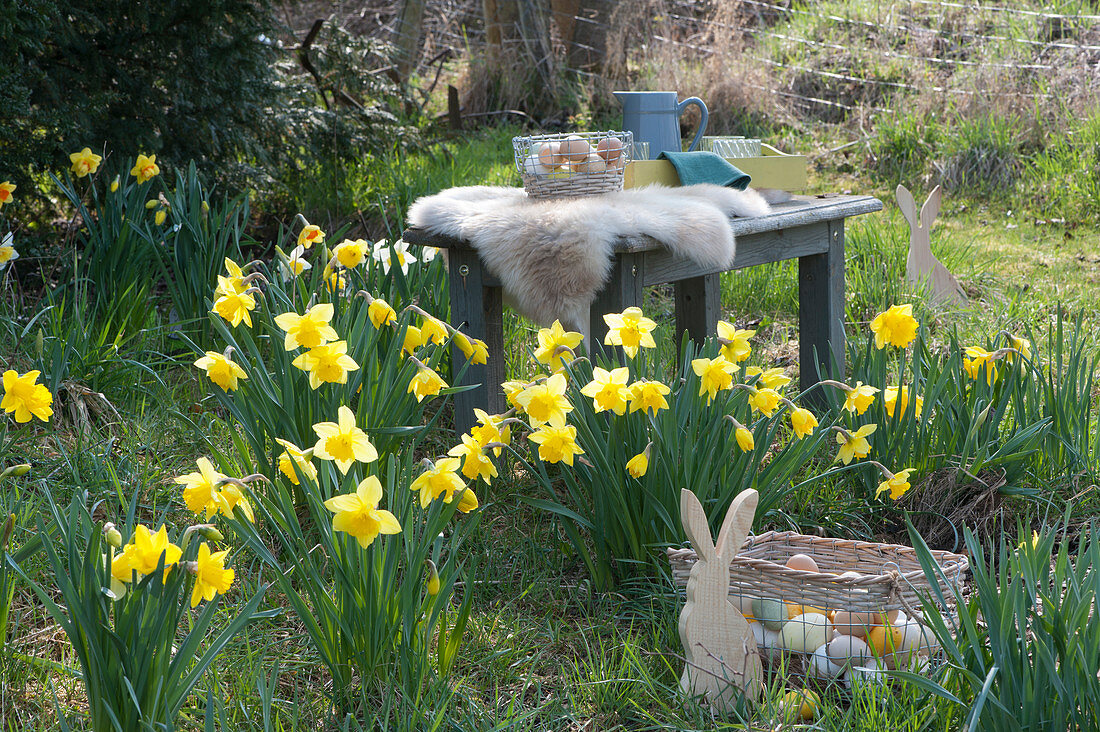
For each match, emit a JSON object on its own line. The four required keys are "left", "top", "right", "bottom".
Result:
{"left": 346, "top": 0, "right": 1100, "bottom": 121}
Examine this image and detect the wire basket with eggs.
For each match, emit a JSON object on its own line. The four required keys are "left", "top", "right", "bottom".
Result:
{"left": 513, "top": 131, "right": 633, "bottom": 199}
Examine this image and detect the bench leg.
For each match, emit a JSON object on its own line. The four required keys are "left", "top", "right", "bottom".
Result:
{"left": 675, "top": 273, "right": 720, "bottom": 354}
{"left": 798, "top": 220, "right": 846, "bottom": 400}
{"left": 448, "top": 249, "right": 505, "bottom": 436}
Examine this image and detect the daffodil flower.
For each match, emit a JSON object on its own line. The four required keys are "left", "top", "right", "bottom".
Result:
{"left": 275, "top": 438, "right": 318, "bottom": 485}
{"left": 748, "top": 387, "right": 781, "bottom": 417}
{"left": 0, "top": 232, "right": 19, "bottom": 271}
{"left": 603, "top": 307, "right": 657, "bottom": 358}
{"left": 280, "top": 245, "right": 312, "bottom": 280}
{"left": 408, "top": 363, "right": 448, "bottom": 402}
{"left": 448, "top": 434, "right": 498, "bottom": 484}
{"left": 69, "top": 147, "right": 102, "bottom": 178}
{"left": 324, "top": 476, "right": 402, "bottom": 549}
{"left": 844, "top": 382, "right": 879, "bottom": 415}
{"left": 175, "top": 457, "right": 227, "bottom": 518}
{"left": 870, "top": 304, "right": 919, "bottom": 349}
{"left": 0, "top": 181, "right": 15, "bottom": 208}
{"left": 292, "top": 340, "right": 359, "bottom": 389}
{"left": 534, "top": 320, "right": 583, "bottom": 372}
{"left": 529, "top": 423, "right": 584, "bottom": 466}
{"left": 130, "top": 153, "right": 160, "bottom": 183}
{"left": 790, "top": 407, "right": 817, "bottom": 438}
{"left": 368, "top": 297, "right": 397, "bottom": 328}
{"left": 963, "top": 346, "right": 998, "bottom": 385}
{"left": 410, "top": 458, "right": 478, "bottom": 512}
{"left": 274, "top": 303, "right": 339, "bottom": 351}
{"left": 470, "top": 409, "right": 510, "bottom": 455}
{"left": 313, "top": 405, "right": 378, "bottom": 474}
{"left": 515, "top": 373, "right": 573, "bottom": 427}
{"left": 876, "top": 468, "right": 913, "bottom": 500}
{"left": 884, "top": 385, "right": 922, "bottom": 418}
{"left": 373, "top": 239, "right": 418, "bottom": 275}
{"left": 626, "top": 442, "right": 651, "bottom": 478}
{"left": 579, "top": 366, "right": 631, "bottom": 414}
{"left": 194, "top": 351, "right": 248, "bottom": 392}
{"left": 1, "top": 369, "right": 53, "bottom": 423}
{"left": 333, "top": 238, "right": 369, "bottom": 268}
{"left": 454, "top": 331, "right": 489, "bottom": 364}
{"left": 297, "top": 223, "right": 325, "bottom": 249}
{"left": 420, "top": 315, "right": 449, "bottom": 346}
{"left": 212, "top": 290, "right": 256, "bottom": 328}
{"left": 120, "top": 525, "right": 182, "bottom": 576}
{"left": 836, "top": 424, "right": 876, "bottom": 465}
{"left": 692, "top": 356, "right": 737, "bottom": 404}
{"left": 716, "top": 320, "right": 755, "bottom": 362}
{"left": 628, "top": 379, "right": 671, "bottom": 416}
{"left": 190, "top": 542, "right": 234, "bottom": 607}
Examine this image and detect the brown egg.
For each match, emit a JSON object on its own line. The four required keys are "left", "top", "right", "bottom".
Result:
{"left": 595, "top": 137, "right": 624, "bottom": 164}
{"left": 536, "top": 142, "right": 562, "bottom": 169}
{"left": 559, "top": 136, "right": 594, "bottom": 162}
{"left": 573, "top": 153, "right": 607, "bottom": 173}
{"left": 831, "top": 609, "right": 879, "bottom": 638}
{"left": 786, "top": 554, "right": 820, "bottom": 573}
{"left": 885, "top": 609, "right": 901, "bottom": 625}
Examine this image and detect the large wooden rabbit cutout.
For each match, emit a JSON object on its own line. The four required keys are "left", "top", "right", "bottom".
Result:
{"left": 897, "top": 184, "right": 966, "bottom": 306}
{"left": 678, "top": 488, "right": 763, "bottom": 709}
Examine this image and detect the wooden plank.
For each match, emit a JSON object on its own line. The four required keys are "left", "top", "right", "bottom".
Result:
{"left": 589, "top": 252, "right": 644, "bottom": 357}
{"left": 447, "top": 248, "right": 503, "bottom": 436}
{"left": 641, "top": 223, "right": 830, "bottom": 286}
{"left": 798, "top": 219, "right": 846, "bottom": 401}
{"left": 675, "top": 274, "right": 720, "bottom": 348}
{"left": 625, "top": 154, "right": 808, "bottom": 192}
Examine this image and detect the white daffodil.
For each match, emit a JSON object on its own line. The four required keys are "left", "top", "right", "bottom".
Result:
{"left": 0, "top": 233, "right": 19, "bottom": 271}
{"left": 372, "top": 238, "right": 419, "bottom": 276}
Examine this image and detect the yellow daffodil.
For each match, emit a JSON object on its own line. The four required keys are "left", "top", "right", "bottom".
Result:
{"left": 0, "top": 232, "right": 18, "bottom": 270}
{"left": 280, "top": 245, "right": 311, "bottom": 280}
{"left": 535, "top": 320, "right": 583, "bottom": 372}
{"left": 110, "top": 549, "right": 134, "bottom": 589}
{"left": 1008, "top": 334, "right": 1032, "bottom": 362}
{"left": 297, "top": 223, "right": 325, "bottom": 249}
{"left": 190, "top": 542, "right": 234, "bottom": 607}
{"left": 501, "top": 380, "right": 528, "bottom": 412}
{"left": 313, "top": 405, "right": 378, "bottom": 474}
{"left": 175, "top": 457, "right": 226, "bottom": 518}
{"left": 716, "top": 321, "right": 755, "bottom": 362}
{"left": 130, "top": 153, "right": 160, "bottom": 183}
{"left": 626, "top": 444, "right": 651, "bottom": 478}
{"left": 836, "top": 424, "right": 876, "bottom": 465}
{"left": 603, "top": 307, "right": 657, "bottom": 358}
{"left": 292, "top": 340, "right": 359, "bottom": 389}
{"left": 215, "top": 482, "right": 255, "bottom": 522}
{"left": 529, "top": 423, "right": 584, "bottom": 466}
{"left": 408, "top": 364, "right": 447, "bottom": 402}
{"left": 628, "top": 379, "right": 671, "bottom": 416}
{"left": 448, "top": 433, "right": 499, "bottom": 484}
{"left": 1, "top": 369, "right": 54, "bottom": 423}
{"left": 579, "top": 366, "right": 631, "bottom": 415}
{"left": 471, "top": 409, "right": 510, "bottom": 456}
{"left": 324, "top": 476, "right": 402, "bottom": 549}
{"left": 373, "top": 239, "right": 418, "bottom": 275}
{"left": 333, "top": 238, "right": 369, "bottom": 268}
{"left": 515, "top": 373, "right": 573, "bottom": 427}
{"left": 420, "top": 316, "right": 449, "bottom": 346}
{"left": 692, "top": 356, "right": 738, "bottom": 405}
{"left": 368, "top": 297, "right": 397, "bottom": 328}
{"left": 121, "top": 525, "right": 181, "bottom": 576}
{"left": 746, "top": 366, "right": 791, "bottom": 391}
{"left": 0, "top": 182, "right": 15, "bottom": 208}
{"left": 790, "top": 407, "right": 817, "bottom": 438}
{"left": 884, "top": 385, "right": 923, "bottom": 418}
{"left": 876, "top": 468, "right": 914, "bottom": 500}
{"left": 325, "top": 269, "right": 347, "bottom": 294}
{"left": 274, "top": 303, "right": 338, "bottom": 351}
{"left": 214, "top": 258, "right": 246, "bottom": 298}
{"left": 454, "top": 331, "right": 489, "bottom": 365}
{"left": 194, "top": 351, "right": 248, "bottom": 392}
{"left": 275, "top": 438, "right": 318, "bottom": 485}
{"left": 963, "top": 346, "right": 998, "bottom": 385}
{"left": 154, "top": 209, "right": 167, "bottom": 226}
{"left": 401, "top": 325, "right": 423, "bottom": 356}
{"left": 844, "top": 382, "right": 879, "bottom": 415}
{"left": 749, "top": 387, "right": 782, "bottom": 417}
{"left": 410, "top": 457, "right": 478, "bottom": 512}
{"left": 735, "top": 427, "right": 755, "bottom": 452}
{"left": 212, "top": 290, "right": 256, "bottom": 328}
{"left": 1018, "top": 530, "right": 1041, "bottom": 551}
{"left": 69, "top": 147, "right": 102, "bottom": 178}
{"left": 870, "top": 304, "right": 919, "bottom": 349}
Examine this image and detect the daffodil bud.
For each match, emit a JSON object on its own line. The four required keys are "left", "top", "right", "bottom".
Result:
{"left": 35, "top": 328, "right": 44, "bottom": 358}
{"left": 425, "top": 559, "right": 440, "bottom": 596}
{"left": 201, "top": 200, "right": 210, "bottom": 214}
{"left": 155, "top": 209, "right": 167, "bottom": 226}
{"left": 145, "top": 199, "right": 160, "bottom": 210}
{"left": 110, "top": 175, "right": 120, "bottom": 192}
{"left": 198, "top": 525, "right": 224, "bottom": 542}
{"left": 103, "top": 522, "right": 123, "bottom": 548}
{"left": 1, "top": 513, "right": 14, "bottom": 550}
{"left": 0, "top": 464, "right": 31, "bottom": 480}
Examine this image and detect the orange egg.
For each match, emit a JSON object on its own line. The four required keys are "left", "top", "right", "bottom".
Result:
{"left": 786, "top": 553, "right": 820, "bottom": 573}
{"left": 786, "top": 602, "right": 828, "bottom": 619}
{"left": 867, "top": 623, "right": 905, "bottom": 661}
{"left": 595, "top": 137, "right": 624, "bottom": 164}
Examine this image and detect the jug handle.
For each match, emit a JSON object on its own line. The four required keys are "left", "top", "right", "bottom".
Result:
{"left": 677, "top": 97, "right": 709, "bottom": 152}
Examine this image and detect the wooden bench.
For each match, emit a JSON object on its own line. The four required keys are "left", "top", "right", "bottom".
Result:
{"left": 401, "top": 193, "right": 883, "bottom": 435}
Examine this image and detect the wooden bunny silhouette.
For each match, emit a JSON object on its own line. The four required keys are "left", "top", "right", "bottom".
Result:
{"left": 678, "top": 488, "right": 763, "bottom": 709}
{"left": 897, "top": 184, "right": 966, "bottom": 306}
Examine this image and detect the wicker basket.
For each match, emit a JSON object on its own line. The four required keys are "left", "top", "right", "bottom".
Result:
{"left": 667, "top": 530, "right": 969, "bottom": 619}
{"left": 513, "top": 130, "right": 633, "bottom": 199}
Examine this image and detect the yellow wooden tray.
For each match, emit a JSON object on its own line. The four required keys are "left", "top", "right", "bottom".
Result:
{"left": 624, "top": 143, "right": 807, "bottom": 192}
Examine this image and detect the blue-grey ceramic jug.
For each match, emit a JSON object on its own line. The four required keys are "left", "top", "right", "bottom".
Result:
{"left": 614, "top": 91, "right": 709, "bottom": 159}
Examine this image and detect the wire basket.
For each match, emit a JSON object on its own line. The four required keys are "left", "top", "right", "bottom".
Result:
{"left": 667, "top": 530, "right": 968, "bottom": 680}
{"left": 513, "top": 131, "right": 633, "bottom": 199}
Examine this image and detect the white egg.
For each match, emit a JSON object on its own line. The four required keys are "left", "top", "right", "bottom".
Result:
{"left": 808, "top": 643, "right": 845, "bottom": 679}
{"left": 574, "top": 153, "right": 608, "bottom": 173}
{"left": 521, "top": 153, "right": 551, "bottom": 177}
{"left": 778, "top": 613, "right": 831, "bottom": 654}
{"left": 899, "top": 619, "right": 939, "bottom": 656}
{"left": 826, "top": 634, "right": 873, "bottom": 668}
{"left": 751, "top": 621, "right": 783, "bottom": 658}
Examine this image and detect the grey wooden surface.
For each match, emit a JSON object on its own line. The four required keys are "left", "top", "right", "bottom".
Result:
{"left": 401, "top": 193, "right": 883, "bottom": 435}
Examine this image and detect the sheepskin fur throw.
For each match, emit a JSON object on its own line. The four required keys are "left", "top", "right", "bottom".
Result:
{"left": 406, "top": 184, "right": 770, "bottom": 330}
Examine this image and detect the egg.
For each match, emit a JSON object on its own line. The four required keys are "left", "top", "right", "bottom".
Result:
{"left": 786, "top": 602, "right": 828, "bottom": 619}
{"left": 778, "top": 612, "right": 831, "bottom": 654}
{"left": 730, "top": 592, "right": 755, "bottom": 620}
{"left": 826, "top": 633, "right": 873, "bottom": 667}
{"left": 573, "top": 153, "right": 608, "bottom": 174}
{"left": 885, "top": 609, "right": 902, "bottom": 624}
{"left": 595, "top": 137, "right": 625, "bottom": 164}
{"left": 785, "top": 553, "right": 820, "bottom": 573}
{"left": 752, "top": 597, "right": 787, "bottom": 630}
{"left": 559, "top": 136, "right": 593, "bottom": 162}
{"left": 535, "top": 142, "right": 562, "bottom": 169}
{"left": 778, "top": 689, "right": 820, "bottom": 722}
{"left": 808, "top": 642, "right": 845, "bottom": 679}
{"left": 899, "top": 619, "right": 939, "bottom": 657}
{"left": 751, "top": 620, "right": 782, "bottom": 657}
{"left": 867, "top": 622, "right": 905, "bottom": 662}
{"left": 831, "top": 609, "right": 878, "bottom": 638}
{"left": 521, "top": 154, "right": 551, "bottom": 177}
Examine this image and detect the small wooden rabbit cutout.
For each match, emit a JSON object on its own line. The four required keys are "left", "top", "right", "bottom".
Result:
{"left": 897, "top": 184, "right": 966, "bottom": 306}
{"left": 678, "top": 488, "right": 763, "bottom": 709}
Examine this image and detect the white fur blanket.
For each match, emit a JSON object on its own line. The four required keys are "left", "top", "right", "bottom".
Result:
{"left": 406, "top": 184, "right": 770, "bottom": 330}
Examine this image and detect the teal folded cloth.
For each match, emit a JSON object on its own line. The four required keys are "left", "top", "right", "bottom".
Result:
{"left": 656, "top": 150, "right": 751, "bottom": 190}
